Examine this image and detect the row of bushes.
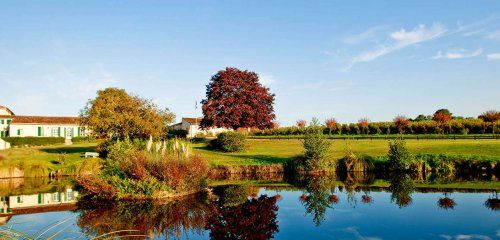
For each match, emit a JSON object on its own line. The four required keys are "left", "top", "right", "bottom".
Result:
{"left": 256, "top": 119, "right": 500, "bottom": 136}
{"left": 1, "top": 137, "right": 65, "bottom": 147}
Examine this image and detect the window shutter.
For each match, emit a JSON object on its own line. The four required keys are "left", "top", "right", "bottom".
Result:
{"left": 38, "top": 127, "right": 42, "bottom": 137}
{"left": 58, "top": 127, "right": 61, "bottom": 137}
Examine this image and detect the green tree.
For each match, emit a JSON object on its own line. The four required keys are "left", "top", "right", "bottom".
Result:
{"left": 387, "top": 138, "right": 412, "bottom": 171}
{"left": 80, "top": 88, "right": 175, "bottom": 140}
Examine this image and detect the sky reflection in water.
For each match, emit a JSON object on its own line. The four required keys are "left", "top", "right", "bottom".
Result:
{"left": 1, "top": 174, "right": 499, "bottom": 240}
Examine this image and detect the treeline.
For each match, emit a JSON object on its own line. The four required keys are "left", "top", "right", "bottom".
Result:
{"left": 255, "top": 119, "right": 500, "bottom": 136}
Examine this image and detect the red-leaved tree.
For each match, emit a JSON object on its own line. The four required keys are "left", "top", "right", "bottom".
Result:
{"left": 325, "top": 118, "right": 337, "bottom": 135}
{"left": 478, "top": 110, "right": 500, "bottom": 135}
{"left": 393, "top": 115, "right": 409, "bottom": 134}
{"left": 200, "top": 67, "right": 275, "bottom": 130}
{"left": 358, "top": 118, "right": 370, "bottom": 135}
{"left": 296, "top": 120, "right": 306, "bottom": 129}
{"left": 433, "top": 109, "right": 452, "bottom": 134}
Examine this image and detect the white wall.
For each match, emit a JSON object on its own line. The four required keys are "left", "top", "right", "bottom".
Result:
{"left": 8, "top": 124, "right": 83, "bottom": 138}
{"left": 0, "top": 138, "right": 9, "bottom": 150}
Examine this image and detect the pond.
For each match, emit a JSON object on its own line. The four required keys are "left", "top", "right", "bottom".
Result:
{"left": 0, "top": 173, "right": 498, "bottom": 239}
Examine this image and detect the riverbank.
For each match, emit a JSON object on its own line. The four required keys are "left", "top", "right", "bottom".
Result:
{"left": 0, "top": 139, "right": 499, "bottom": 178}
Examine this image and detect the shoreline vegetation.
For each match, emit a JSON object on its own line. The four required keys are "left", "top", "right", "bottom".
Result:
{"left": 0, "top": 138, "right": 499, "bottom": 178}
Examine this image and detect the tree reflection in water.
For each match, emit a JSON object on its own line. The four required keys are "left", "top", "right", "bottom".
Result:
{"left": 288, "top": 174, "right": 338, "bottom": 226}
{"left": 206, "top": 195, "right": 279, "bottom": 240}
{"left": 389, "top": 174, "right": 415, "bottom": 208}
{"left": 438, "top": 192, "right": 456, "bottom": 210}
{"left": 76, "top": 189, "right": 279, "bottom": 240}
{"left": 77, "top": 194, "right": 211, "bottom": 239}
{"left": 484, "top": 192, "right": 499, "bottom": 211}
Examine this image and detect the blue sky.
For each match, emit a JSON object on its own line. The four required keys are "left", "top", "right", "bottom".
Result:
{"left": 1, "top": 1, "right": 499, "bottom": 125}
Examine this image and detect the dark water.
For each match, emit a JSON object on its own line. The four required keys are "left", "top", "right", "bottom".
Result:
{"left": 0, "top": 174, "right": 499, "bottom": 239}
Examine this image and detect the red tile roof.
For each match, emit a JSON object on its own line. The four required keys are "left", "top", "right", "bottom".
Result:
{"left": 10, "top": 116, "right": 80, "bottom": 125}
{"left": 182, "top": 117, "right": 202, "bottom": 125}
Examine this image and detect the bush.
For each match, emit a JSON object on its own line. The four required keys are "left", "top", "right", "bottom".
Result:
{"left": 77, "top": 139, "right": 209, "bottom": 200}
{"left": 302, "top": 124, "right": 332, "bottom": 170}
{"left": 216, "top": 132, "right": 246, "bottom": 152}
{"left": 2, "top": 137, "right": 65, "bottom": 147}
{"left": 387, "top": 138, "right": 412, "bottom": 171}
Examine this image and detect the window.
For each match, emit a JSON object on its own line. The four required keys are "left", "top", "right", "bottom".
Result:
{"left": 17, "top": 196, "right": 23, "bottom": 203}
{"left": 17, "top": 129, "right": 21, "bottom": 136}
{"left": 52, "top": 193, "right": 60, "bottom": 202}
{"left": 37, "top": 127, "right": 42, "bottom": 137}
{"left": 1, "top": 119, "right": 4, "bottom": 124}
{"left": 6, "top": 120, "right": 11, "bottom": 124}
{"left": 66, "top": 189, "right": 75, "bottom": 201}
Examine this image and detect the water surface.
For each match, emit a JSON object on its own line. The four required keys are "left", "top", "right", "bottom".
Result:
{"left": 0, "top": 174, "right": 498, "bottom": 239}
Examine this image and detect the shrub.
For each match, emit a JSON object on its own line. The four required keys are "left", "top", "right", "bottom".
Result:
{"left": 78, "top": 140, "right": 209, "bottom": 199}
{"left": 2, "top": 137, "right": 65, "bottom": 147}
{"left": 301, "top": 122, "right": 332, "bottom": 170}
{"left": 216, "top": 132, "right": 246, "bottom": 152}
{"left": 387, "top": 138, "right": 412, "bottom": 171}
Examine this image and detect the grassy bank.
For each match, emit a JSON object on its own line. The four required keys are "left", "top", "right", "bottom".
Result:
{"left": 194, "top": 139, "right": 500, "bottom": 166}
{"left": 0, "top": 142, "right": 100, "bottom": 177}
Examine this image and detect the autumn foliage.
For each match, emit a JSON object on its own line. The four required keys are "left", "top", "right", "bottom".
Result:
{"left": 393, "top": 115, "right": 409, "bottom": 134}
{"left": 325, "top": 118, "right": 337, "bottom": 135}
{"left": 200, "top": 67, "right": 275, "bottom": 130}
{"left": 206, "top": 195, "right": 279, "bottom": 240}
{"left": 296, "top": 120, "right": 306, "bottom": 128}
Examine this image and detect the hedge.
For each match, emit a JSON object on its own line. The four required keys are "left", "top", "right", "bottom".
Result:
{"left": 254, "top": 119, "right": 500, "bottom": 136}
{"left": 1, "top": 137, "right": 65, "bottom": 147}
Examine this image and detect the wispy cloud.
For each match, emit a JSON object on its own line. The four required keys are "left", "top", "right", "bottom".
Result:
{"left": 343, "top": 26, "right": 385, "bottom": 44}
{"left": 484, "top": 29, "right": 500, "bottom": 40}
{"left": 259, "top": 73, "right": 278, "bottom": 87}
{"left": 486, "top": 53, "right": 500, "bottom": 61}
{"left": 432, "top": 48, "right": 482, "bottom": 60}
{"left": 440, "top": 233, "right": 492, "bottom": 240}
{"left": 347, "top": 23, "right": 446, "bottom": 68}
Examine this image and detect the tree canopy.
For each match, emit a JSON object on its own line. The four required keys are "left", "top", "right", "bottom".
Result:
{"left": 80, "top": 87, "right": 175, "bottom": 139}
{"left": 200, "top": 67, "right": 275, "bottom": 130}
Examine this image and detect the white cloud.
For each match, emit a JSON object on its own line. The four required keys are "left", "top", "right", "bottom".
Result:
{"left": 486, "top": 53, "right": 500, "bottom": 61}
{"left": 432, "top": 48, "right": 482, "bottom": 60}
{"left": 349, "top": 23, "right": 446, "bottom": 66}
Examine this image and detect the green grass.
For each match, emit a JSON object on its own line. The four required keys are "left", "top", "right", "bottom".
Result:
{"left": 194, "top": 139, "right": 500, "bottom": 166}
{"left": 0, "top": 142, "right": 100, "bottom": 177}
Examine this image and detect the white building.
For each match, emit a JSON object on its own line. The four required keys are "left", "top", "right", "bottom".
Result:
{"left": 171, "top": 117, "right": 229, "bottom": 138}
{"left": 0, "top": 105, "right": 84, "bottom": 139}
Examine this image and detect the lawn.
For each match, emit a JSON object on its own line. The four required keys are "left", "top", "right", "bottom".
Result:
{"left": 194, "top": 139, "right": 500, "bottom": 166}
{"left": 0, "top": 142, "right": 99, "bottom": 177}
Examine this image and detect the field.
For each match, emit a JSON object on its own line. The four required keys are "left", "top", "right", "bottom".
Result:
{"left": 1, "top": 139, "right": 499, "bottom": 172}
{"left": 0, "top": 142, "right": 99, "bottom": 177}
{"left": 194, "top": 139, "right": 500, "bottom": 166}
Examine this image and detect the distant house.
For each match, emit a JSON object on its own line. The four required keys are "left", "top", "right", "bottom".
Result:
{"left": 171, "top": 117, "right": 229, "bottom": 138}
{"left": 0, "top": 105, "right": 85, "bottom": 139}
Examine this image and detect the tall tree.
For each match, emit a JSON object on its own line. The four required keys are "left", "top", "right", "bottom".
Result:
{"left": 200, "top": 67, "right": 275, "bottom": 130}
{"left": 478, "top": 110, "right": 500, "bottom": 135}
{"left": 80, "top": 88, "right": 175, "bottom": 139}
